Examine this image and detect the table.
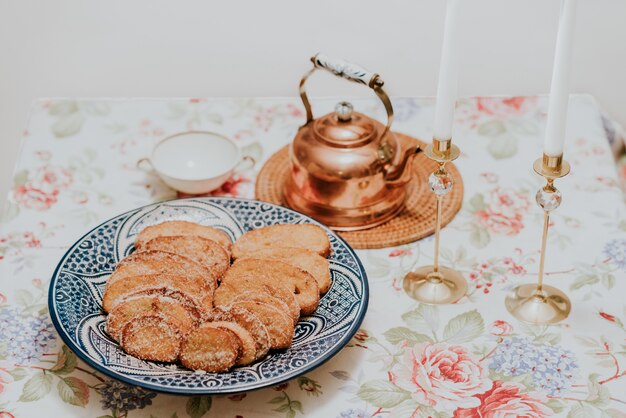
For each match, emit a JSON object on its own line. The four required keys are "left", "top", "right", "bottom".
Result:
{"left": 1, "top": 96, "right": 625, "bottom": 418}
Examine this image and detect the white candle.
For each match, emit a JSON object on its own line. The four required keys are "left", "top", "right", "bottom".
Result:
{"left": 544, "top": 0, "right": 577, "bottom": 157}
{"left": 433, "top": 0, "right": 460, "bottom": 142}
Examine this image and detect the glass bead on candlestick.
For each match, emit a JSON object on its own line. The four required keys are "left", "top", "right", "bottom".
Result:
{"left": 428, "top": 171, "right": 453, "bottom": 196}
{"left": 536, "top": 187, "right": 562, "bottom": 212}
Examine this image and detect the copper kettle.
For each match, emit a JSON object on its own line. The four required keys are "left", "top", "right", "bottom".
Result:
{"left": 284, "top": 53, "right": 420, "bottom": 231}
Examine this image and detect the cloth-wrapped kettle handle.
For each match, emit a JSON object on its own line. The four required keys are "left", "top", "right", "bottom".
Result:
{"left": 312, "top": 53, "right": 377, "bottom": 86}
{"left": 299, "top": 53, "right": 394, "bottom": 141}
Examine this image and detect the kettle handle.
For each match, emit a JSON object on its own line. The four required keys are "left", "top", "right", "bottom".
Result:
{"left": 299, "top": 53, "right": 394, "bottom": 141}
{"left": 312, "top": 53, "right": 377, "bottom": 86}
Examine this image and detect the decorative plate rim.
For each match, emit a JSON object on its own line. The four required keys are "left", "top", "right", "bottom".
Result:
{"left": 48, "top": 197, "right": 370, "bottom": 395}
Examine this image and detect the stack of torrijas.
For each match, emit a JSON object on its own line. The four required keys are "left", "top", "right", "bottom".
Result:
{"left": 102, "top": 220, "right": 332, "bottom": 372}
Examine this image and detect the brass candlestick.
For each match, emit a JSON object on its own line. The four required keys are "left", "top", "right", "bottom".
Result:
{"left": 505, "top": 154, "right": 572, "bottom": 324}
{"left": 403, "top": 139, "right": 468, "bottom": 304}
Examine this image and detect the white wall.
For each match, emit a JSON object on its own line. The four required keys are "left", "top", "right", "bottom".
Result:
{"left": 1, "top": 0, "right": 625, "bottom": 208}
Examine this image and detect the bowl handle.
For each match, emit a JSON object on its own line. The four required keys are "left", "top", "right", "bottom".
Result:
{"left": 299, "top": 53, "right": 394, "bottom": 141}
{"left": 233, "top": 155, "right": 256, "bottom": 174}
{"left": 136, "top": 158, "right": 154, "bottom": 172}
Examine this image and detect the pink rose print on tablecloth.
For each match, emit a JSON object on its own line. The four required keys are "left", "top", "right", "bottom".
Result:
{"left": 13, "top": 165, "right": 73, "bottom": 211}
{"left": 476, "top": 187, "right": 531, "bottom": 236}
{"left": 466, "top": 187, "right": 532, "bottom": 248}
{"left": 12, "top": 186, "right": 57, "bottom": 211}
{"left": 457, "top": 96, "right": 538, "bottom": 127}
{"left": 456, "top": 97, "right": 540, "bottom": 159}
{"left": 390, "top": 342, "right": 492, "bottom": 410}
{"left": 476, "top": 210, "right": 524, "bottom": 236}
{"left": 453, "top": 380, "right": 549, "bottom": 418}
{"left": 0, "top": 224, "right": 51, "bottom": 264}
{"left": 475, "top": 97, "right": 537, "bottom": 118}
{"left": 254, "top": 103, "right": 303, "bottom": 132}
{"left": 489, "top": 320, "right": 513, "bottom": 337}
{"left": 31, "top": 165, "right": 74, "bottom": 190}
{"left": 467, "top": 250, "right": 533, "bottom": 295}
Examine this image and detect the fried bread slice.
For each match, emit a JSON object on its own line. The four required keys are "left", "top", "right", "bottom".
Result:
{"left": 120, "top": 313, "right": 182, "bottom": 362}
{"left": 209, "top": 321, "right": 256, "bottom": 366}
{"left": 135, "top": 221, "right": 232, "bottom": 254}
{"left": 214, "top": 279, "right": 300, "bottom": 321}
{"left": 102, "top": 273, "right": 213, "bottom": 313}
{"left": 231, "top": 290, "right": 297, "bottom": 325}
{"left": 232, "top": 301, "right": 294, "bottom": 350}
{"left": 222, "top": 258, "right": 319, "bottom": 315}
{"left": 232, "top": 224, "right": 330, "bottom": 259}
{"left": 143, "top": 236, "right": 230, "bottom": 283}
{"left": 123, "top": 287, "right": 207, "bottom": 317}
{"left": 180, "top": 324, "right": 240, "bottom": 372}
{"left": 106, "top": 294, "right": 198, "bottom": 342}
{"left": 208, "top": 307, "right": 270, "bottom": 361}
{"left": 106, "top": 250, "right": 216, "bottom": 291}
{"left": 241, "top": 247, "right": 331, "bottom": 294}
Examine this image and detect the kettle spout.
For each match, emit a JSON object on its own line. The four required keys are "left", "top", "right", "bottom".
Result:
{"left": 383, "top": 145, "right": 421, "bottom": 187}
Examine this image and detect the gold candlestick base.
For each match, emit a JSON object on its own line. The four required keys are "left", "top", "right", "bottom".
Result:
{"left": 505, "top": 154, "right": 571, "bottom": 324}
{"left": 403, "top": 139, "right": 467, "bottom": 305}
{"left": 404, "top": 266, "right": 468, "bottom": 305}
{"left": 505, "top": 284, "right": 571, "bottom": 324}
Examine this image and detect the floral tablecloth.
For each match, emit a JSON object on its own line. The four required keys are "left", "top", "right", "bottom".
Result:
{"left": 1, "top": 95, "right": 625, "bottom": 418}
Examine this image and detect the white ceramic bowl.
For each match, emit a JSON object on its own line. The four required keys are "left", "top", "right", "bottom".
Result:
{"left": 138, "top": 131, "right": 255, "bottom": 194}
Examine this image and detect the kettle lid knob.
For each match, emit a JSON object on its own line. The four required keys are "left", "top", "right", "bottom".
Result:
{"left": 334, "top": 101, "right": 354, "bottom": 122}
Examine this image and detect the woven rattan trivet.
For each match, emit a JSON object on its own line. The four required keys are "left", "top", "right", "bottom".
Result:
{"left": 255, "top": 133, "right": 464, "bottom": 249}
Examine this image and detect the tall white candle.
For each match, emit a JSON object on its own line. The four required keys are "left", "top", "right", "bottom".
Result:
{"left": 433, "top": 0, "right": 460, "bottom": 142}
{"left": 544, "top": 0, "right": 577, "bottom": 157}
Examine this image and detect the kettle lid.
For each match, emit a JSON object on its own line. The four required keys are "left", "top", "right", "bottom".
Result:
{"left": 312, "top": 101, "right": 378, "bottom": 147}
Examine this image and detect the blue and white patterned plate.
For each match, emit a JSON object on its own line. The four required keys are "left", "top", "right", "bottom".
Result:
{"left": 48, "top": 197, "right": 369, "bottom": 395}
